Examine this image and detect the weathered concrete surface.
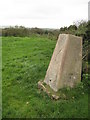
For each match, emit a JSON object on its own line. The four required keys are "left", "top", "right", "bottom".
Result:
{"left": 44, "top": 34, "right": 82, "bottom": 92}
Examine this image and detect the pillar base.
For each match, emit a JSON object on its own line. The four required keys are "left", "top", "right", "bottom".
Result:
{"left": 38, "top": 80, "right": 60, "bottom": 100}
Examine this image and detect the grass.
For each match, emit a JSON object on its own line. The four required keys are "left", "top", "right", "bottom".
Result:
{"left": 2, "top": 36, "right": 88, "bottom": 118}
{"left": 0, "top": 37, "right": 2, "bottom": 119}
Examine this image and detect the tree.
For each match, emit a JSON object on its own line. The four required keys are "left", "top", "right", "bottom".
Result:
{"left": 68, "top": 25, "right": 77, "bottom": 30}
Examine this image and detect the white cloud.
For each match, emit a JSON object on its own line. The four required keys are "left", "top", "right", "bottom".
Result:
{"left": 0, "top": 0, "right": 89, "bottom": 28}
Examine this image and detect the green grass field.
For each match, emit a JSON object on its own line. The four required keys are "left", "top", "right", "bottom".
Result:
{"left": 2, "top": 36, "right": 88, "bottom": 118}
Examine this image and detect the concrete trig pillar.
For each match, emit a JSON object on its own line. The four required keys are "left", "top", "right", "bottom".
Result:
{"left": 44, "top": 34, "right": 82, "bottom": 92}
{"left": 38, "top": 34, "right": 82, "bottom": 100}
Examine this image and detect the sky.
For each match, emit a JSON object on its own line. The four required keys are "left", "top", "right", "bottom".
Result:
{"left": 0, "top": 0, "right": 89, "bottom": 28}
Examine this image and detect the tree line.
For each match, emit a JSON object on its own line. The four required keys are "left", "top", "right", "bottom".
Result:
{"left": 1, "top": 21, "right": 90, "bottom": 42}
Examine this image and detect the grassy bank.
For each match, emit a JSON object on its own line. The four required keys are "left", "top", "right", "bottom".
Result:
{"left": 2, "top": 36, "right": 88, "bottom": 118}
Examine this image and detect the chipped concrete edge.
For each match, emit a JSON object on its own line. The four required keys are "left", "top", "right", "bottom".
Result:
{"left": 38, "top": 80, "right": 60, "bottom": 100}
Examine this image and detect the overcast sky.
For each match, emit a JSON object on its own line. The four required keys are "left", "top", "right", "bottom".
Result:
{"left": 0, "top": 0, "right": 89, "bottom": 28}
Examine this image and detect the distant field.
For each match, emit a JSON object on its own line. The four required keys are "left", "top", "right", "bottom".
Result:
{"left": 2, "top": 36, "right": 88, "bottom": 118}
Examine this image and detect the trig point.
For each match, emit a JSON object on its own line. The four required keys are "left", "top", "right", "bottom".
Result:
{"left": 38, "top": 34, "right": 82, "bottom": 99}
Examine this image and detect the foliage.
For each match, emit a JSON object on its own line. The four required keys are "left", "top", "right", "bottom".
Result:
{"left": 2, "top": 26, "right": 59, "bottom": 41}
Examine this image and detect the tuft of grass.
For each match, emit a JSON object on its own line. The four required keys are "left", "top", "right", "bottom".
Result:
{"left": 2, "top": 36, "right": 88, "bottom": 118}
